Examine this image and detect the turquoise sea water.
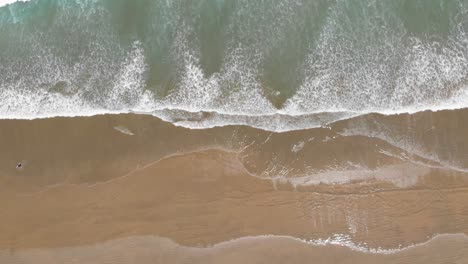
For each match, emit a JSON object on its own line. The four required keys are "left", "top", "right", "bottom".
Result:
{"left": 1, "top": 0, "right": 468, "bottom": 130}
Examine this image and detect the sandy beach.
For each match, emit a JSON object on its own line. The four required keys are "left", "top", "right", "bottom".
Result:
{"left": 2, "top": 234, "right": 468, "bottom": 264}
{"left": 0, "top": 110, "right": 467, "bottom": 263}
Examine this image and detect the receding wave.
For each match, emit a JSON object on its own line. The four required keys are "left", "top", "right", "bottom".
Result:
{"left": 1, "top": 0, "right": 468, "bottom": 131}
{"left": 2, "top": 110, "right": 467, "bottom": 189}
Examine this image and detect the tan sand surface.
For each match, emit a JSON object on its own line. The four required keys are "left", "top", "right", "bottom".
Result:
{"left": 0, "top": 111, "right": 467, "bottom": 263}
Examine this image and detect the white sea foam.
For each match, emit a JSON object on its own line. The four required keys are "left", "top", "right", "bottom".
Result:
{"left": 1, "top": 0, "right": 468, "bottom": 132}
{"left": 201, "top": 233, "right": 468, "bottom": 255}
{"left": 3, "top": 38, "right": 466, "bottom": 132}
{"left": 280, "top": 163, "right": 429, "bottom": 188}
{"left": 0, "top": 0, "right": 28, "bottom": 7}
{"left": 113, "top": 126, "right": 134, "bottom": 136}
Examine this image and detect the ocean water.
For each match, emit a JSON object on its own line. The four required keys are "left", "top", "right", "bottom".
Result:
{"left": 1, "top": 0, "right": 468, "bottom": 131}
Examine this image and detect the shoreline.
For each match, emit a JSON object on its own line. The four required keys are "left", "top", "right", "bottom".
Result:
{"left": 0, "top": 105, "right": 467, "bottom": 133}
{"left": 1, "top": 146, "right": 468, "bottom": 250}
{"left": 2, "top": 233, "right": 468, "bottom": 264}
{"left": 0, "top": 111, "right": 467, "bottom": 260}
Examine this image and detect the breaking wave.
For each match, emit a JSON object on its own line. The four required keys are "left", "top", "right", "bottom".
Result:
{"left": 1, "top": 0, "right": 468, "bottom": 131}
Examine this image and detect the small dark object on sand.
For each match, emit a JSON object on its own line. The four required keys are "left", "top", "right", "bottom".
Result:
{"left": 16, "top": 162, "right": 22, "bottom": 169}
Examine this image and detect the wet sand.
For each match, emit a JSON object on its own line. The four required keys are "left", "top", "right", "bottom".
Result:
{"left": 2, "top": 234, "right": 468, "bottom": 264}
{"left": 0, "top": 110, "right": 468, "bottom": 263}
